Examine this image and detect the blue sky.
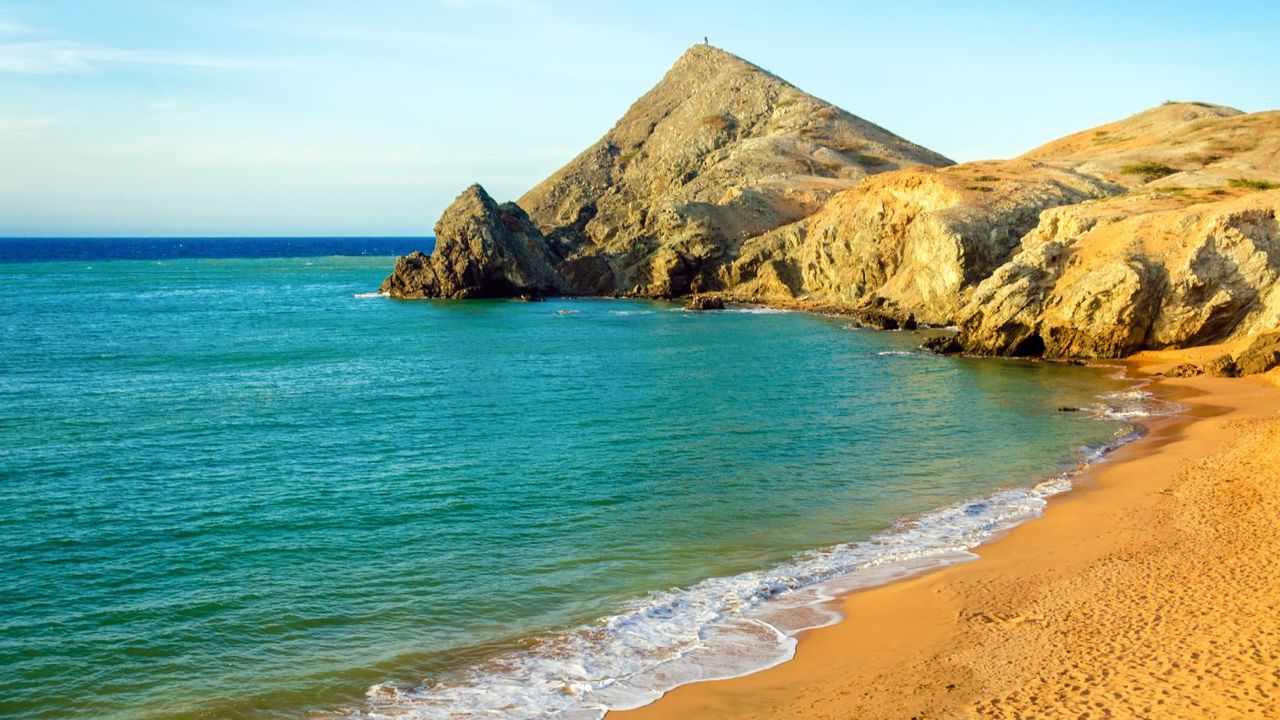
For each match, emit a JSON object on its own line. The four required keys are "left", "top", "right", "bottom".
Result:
{"left": 2, "top": 0, "right": 1277, "bottom": 236}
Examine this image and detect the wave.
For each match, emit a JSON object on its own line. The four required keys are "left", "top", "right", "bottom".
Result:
{"left": 726, "top": 307, "right": 791, "bottom": 315}
{"left": 353, "top": 292, "right": 390, "bottom": 299}
{"left": 340, "top": 383, "right": 1174, "bottom": 720}
{"left": 1096, "top": 386, "right": 1186, "bottom": 420}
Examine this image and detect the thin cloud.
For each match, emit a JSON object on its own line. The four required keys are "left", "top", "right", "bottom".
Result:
{"left": 0, "top": 114, "right": 59, "bottom": 133}
{"left": 0, "top": 40, "right": 290, "bottom": 74}
{"left": 0, "top": 19, "right": 34, "bottom": 35}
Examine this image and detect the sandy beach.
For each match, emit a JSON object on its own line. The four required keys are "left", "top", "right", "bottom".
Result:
{"left": 615, "top": 357, "right": 1280, "bottom": 719}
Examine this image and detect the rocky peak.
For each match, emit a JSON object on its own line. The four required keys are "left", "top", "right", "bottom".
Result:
{"left": 514, "top": 43, "right": 952, "bottom": 295}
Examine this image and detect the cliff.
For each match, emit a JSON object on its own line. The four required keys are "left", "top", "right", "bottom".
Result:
{"left": 719, "top": 103, "right": 1280, "bottom": 353}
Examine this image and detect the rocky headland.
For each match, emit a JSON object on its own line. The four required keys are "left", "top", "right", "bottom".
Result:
{"left": 383, "top": 45, "right": 1280, "bottom": 367}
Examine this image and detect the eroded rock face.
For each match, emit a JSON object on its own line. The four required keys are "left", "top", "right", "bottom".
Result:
{"left": 719, "top": 160, "right": 1118, "bottom": 323}
{"left": 956, "top": 191, "right": 1280, "bottom": 357}
{"left": 380, "top": 185, "right": 564, "bottom": 299}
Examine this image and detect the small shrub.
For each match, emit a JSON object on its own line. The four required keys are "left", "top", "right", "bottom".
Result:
{"left": 1120, "top": 162, "right": 1178, "bottom": 178}
{"left": 835, "top": 139, "right": 866, "bottom": 154}
{"left": 856, "top": 154, "right": 888, "bottom": 167}
{"left": 1228, "top": 177, "right": 1280, "bottom": 191}
{"left": 701, "top": 114, "right": 732, "bottom": 132}
{"left": 974, "top": 174, "right": 999, "bottom": 182}
{"left": 1189, "top": 152, "right": 1223, "bottom": 165}
{"left": 965, "top": 185, "right": 995, "bottom": 193}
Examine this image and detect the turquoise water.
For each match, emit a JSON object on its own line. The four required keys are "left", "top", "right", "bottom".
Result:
{"left": 0, "top": 253, "right": 1136, "bottom": 719}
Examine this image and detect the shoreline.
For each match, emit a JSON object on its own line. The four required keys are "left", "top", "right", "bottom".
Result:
{"left": 343, "top": 325, "right": 1153, "bottom": 720}
{"left": 611, "top": 356, "right": 1280, "bottom": 719}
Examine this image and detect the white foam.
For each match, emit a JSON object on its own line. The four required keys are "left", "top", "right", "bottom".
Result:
{"left": 1096, "top": 388, "right": 1186, "bottom": 420}
{"left": 353, "top": 291, "right": 390, "bottom": 299}
{"left": 337, "top": 379, "right": 1179, "bottom": 720}
{"left": 726, "top": 307, "right": 791, "bottom": 315}
{"left": 875, "top": 350, "right": 917, "bottom": 357}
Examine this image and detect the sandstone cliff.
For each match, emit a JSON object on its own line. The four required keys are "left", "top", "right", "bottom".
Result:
{"left": 717, "top": 103, "right": 1280, "bottom": 352}
{"left": 951, "top": 104, "right": 1280, "bottom": 356}
{"left": 719, "top": 160, "right": 1118, "bottom": 324}
{"left": 956, "top": 189, "right": 1280, "bottom": 357}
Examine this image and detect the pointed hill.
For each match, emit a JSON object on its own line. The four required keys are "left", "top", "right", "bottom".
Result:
{"left": 517, "top": 44, "right": 952, "bottom": 295}
{"left": 383, "top": 44, "right": 953, "bottom": 300}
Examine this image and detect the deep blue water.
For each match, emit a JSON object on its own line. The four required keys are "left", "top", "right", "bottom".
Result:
{"left": 0, "top": 236, "right": 433, "bottom": 263}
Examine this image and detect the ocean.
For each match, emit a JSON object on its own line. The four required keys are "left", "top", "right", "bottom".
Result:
{"left": 0, "top": 238, "right": 1151, "bottom": 719}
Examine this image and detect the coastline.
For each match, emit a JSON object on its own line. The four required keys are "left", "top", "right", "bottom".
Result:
{"left": 613, "top": 354, "right": 1280, "bottom": 719}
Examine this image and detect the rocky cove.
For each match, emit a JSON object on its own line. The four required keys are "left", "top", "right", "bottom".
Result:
{"left": 381, "top": 44, "right": 1280, "bottom": 371}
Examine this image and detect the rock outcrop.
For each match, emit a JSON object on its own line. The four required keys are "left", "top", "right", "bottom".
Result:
{"left": 955, "top": 189, "right": 1280, "bottom": 357}
{"left": 941, "top": 104, "right": 1280, "bottom": 357}
{"left": 1235, "top": 331, "right": 1280, "bottom": 375}
{"left": 719, "top": 160, "right": 1119, "bottom": 323}
{"left": 684, "top": 295, "right": 726, "bottom": 311}
{"left": 381, "top": 185, "right": 563, "bottom": 299}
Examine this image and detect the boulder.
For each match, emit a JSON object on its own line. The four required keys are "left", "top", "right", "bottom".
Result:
{"left": 1235, "top": 331, "right": 1280, "bottom": 375}
{"left": 1163, "top": 362, "right": 1204, "bottom": 378}
{"left": 684, "top": 295, "right": 726, "bottom": 311}
{"left": 1206, "top": 354, "right": 1242, "bottom": 377}
{"left": 381, "top": 185, "right": 564, "bottom": 299}
{"left": 921, "top": 334, "right": 964, "bottom": 354}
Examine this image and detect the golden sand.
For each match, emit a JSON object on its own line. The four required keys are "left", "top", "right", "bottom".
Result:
{"left": 614, "top": 360, "right": 1280, "bottom": 719}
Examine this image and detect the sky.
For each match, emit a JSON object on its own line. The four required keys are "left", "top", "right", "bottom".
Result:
{"left": 1, "top": 0, "right": 1278, "bottom": 237}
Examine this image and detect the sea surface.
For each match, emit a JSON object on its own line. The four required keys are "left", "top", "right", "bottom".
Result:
{"left": 0, "top": 238, "right": 1152, "bottom": 719}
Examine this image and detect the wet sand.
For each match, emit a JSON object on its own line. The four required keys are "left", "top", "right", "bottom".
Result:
{"left": 615, "top": 358, "right": 1280, "bottom": 719}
